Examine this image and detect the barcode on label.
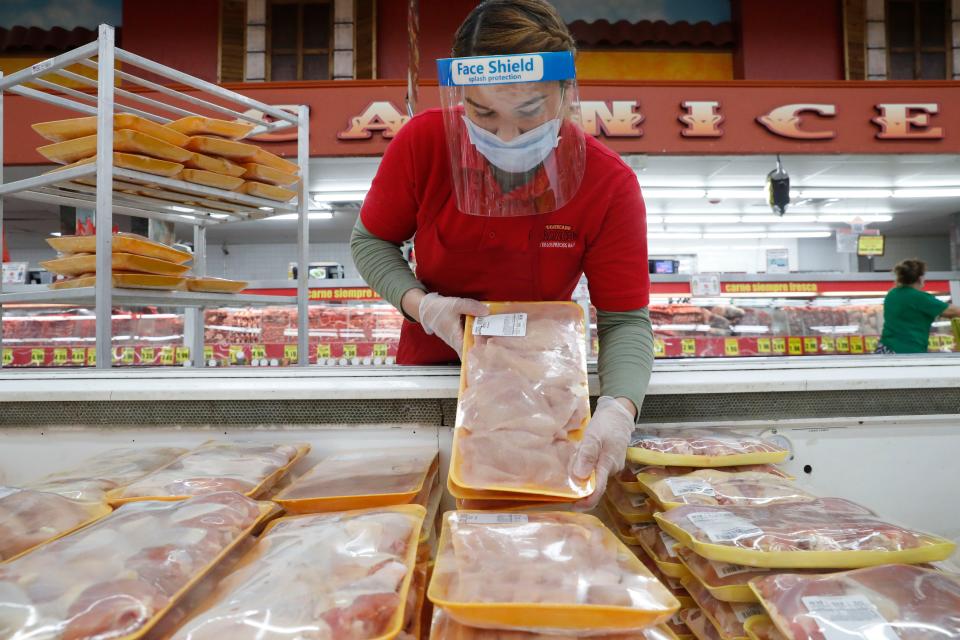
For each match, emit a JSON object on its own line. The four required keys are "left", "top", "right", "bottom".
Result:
{"left": 659, "top": 531, "right": 680, "bottom": 557}
{"left": 710, "top": 559, "right": 761, "bottom": 578}
{"left": 665, "top": 477, "right": 717, "bottom": 497}
{"left": 472, "top": 313, "right": 528, "bottom": 337}
{"left": 734, "top": 604, "right": 766, "bottom": 623}
{"left": 461, "top": 513, "right": 529, "bottom": 525}
{"left": 687, "top": 511, "right": 763, "bottom": 543}
{"left": 800, "top": 595, "right": 896, "bottom": 640}
{"left": 32, "top": 58, "right": 54, "bottom": 75}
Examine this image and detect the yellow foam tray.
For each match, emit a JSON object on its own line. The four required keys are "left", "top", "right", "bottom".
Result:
{"left": 50, "top": 152, "right": 184, "bottom": 178}
{"left": 177, "top": 168, "right": 244, "bottom": 191}
{"left": 241, "top": 162, "right": 301, "bottom": 186}
{"left": 47, "top": 232, "right": 192, "bottom": 264}
{"left": 184, "top": 135, "right": 259, "bottom": 160}
{"left": 186, "top": 277, "right": 248, "bottom": 293}
{"left": 633, "top": 524, "right": 691, "bottom": 580}
{"left": 32, "top": 113, "right": 189, "bottom": 146}
{"left": 251, "top": 147, "right": 299, "bottom": 175}
{"left": 165, "top": 116, "right": 256, "bottom": 140}
{"left": 41, "top": 253, "right": 191, "bottom": 277}
{"left": 183, "top": 152, "right": 246, "bottom": 177}
{"left": 37, "top": 129, "right": 193, "bottom": 165}
{"left": 50, "top": 273, "right": 188, "bottom": 291}
{"left": 676, "top": 546, "right": 760, "bottom": 603}
{"left": 238, "top": 181, "right": 297, "bottom": 202}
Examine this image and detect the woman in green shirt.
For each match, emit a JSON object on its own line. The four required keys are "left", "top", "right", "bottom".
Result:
{"left": 878, "top": 259, "right": 960, "bottom": 354}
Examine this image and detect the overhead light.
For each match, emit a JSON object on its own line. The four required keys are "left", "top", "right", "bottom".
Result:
{"left": 49, "top": 231, "right": 62, "bottom": 237}
{"left": 269, "top": 211, "right": 334, "bottom": 220}
{"left": 258, "top": 206, "right": 274, "bottom": 212}
{"left": 704, "top": 232, "right": 767, "bottom": 239}
{"left": 661, "top": 215, "right": 741, "bottom": 224}
{"left": 168, "top": 205, "right": 195, "bottom": 213}
{"left": 705, "top": 189, "right": 765, "bottom": 199}
{"left": 816, "top": 214, "right": 893, "bottom": 223}
{"left": 892, "top": 188, "right": 960, "bottom": 198}
{"left": 799, "top": 189, "right": 893, "bottom": 199}
{"left": 209, "top": 213, "right": 230, "bottom": 219}
{"left": 649, "top": 232, "right": 702, "bottom": 239}
{"left": 311, "top": 191, "right": 368, "bottom": 204}
{"left": 742, "top": 215, "right": 819, "bottom": 223}
{"left": 643, "top": 189, "right": 706, "bottom": 199}
{"left": 768, "top": 231, "right": 832, "bottom": 238}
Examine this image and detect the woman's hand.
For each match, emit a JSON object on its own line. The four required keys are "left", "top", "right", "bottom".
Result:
{"left": 572, "top": 396, "right": 635, "bottom": 510}
{"left": 416, "top": 292, "right": 489, "bottom": 358}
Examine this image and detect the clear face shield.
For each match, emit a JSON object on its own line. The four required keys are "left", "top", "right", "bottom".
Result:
{"left": 437, "top": 51, "right": 586, "bottom": 217}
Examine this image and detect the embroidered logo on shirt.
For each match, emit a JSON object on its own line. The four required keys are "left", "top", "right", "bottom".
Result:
{"left": 541, "top": 224, "right": 576, "bottom": 249}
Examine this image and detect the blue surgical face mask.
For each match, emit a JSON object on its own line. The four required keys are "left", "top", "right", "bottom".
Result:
{"left": 462, "top": 115, "right": 561, "bottom": 174}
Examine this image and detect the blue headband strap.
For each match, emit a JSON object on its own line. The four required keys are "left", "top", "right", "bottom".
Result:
{"left": 437, "top": 51, "right": 575, "bottom": 87}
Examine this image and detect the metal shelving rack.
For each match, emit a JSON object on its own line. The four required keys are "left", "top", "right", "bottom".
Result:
{"left": 0, "top": 24, "right": 312, "bottom": 369}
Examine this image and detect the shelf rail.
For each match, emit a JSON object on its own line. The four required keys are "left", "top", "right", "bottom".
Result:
{"left": 0, "top": 24, "right": 311, "bottom": 369}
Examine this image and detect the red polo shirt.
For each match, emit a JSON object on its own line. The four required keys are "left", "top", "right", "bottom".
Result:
{"left": 360, "top": 108, "right": 649, "bottom": 365}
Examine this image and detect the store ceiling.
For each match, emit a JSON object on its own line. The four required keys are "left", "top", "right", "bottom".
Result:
{"left": 5, "top": 154, "right": 959, "bottom": 245}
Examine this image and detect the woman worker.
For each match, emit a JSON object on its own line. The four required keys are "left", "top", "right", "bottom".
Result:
{"left": 351, "top": 0, "right": 651, "bottom": 507}
{"left": 877, "top": 259, "right": 960, "bottom": 354}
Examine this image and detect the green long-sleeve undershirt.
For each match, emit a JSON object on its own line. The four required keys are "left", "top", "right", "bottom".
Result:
{"left": 350, "top": 219, "right": 654, "bottom": 415}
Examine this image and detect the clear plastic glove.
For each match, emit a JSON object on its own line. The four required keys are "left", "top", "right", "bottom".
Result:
{"left": 571, "top": 396, "right": 635, "bottom": 510}
{"left": 418, "top": 292, "right": 489, "bottom": 358}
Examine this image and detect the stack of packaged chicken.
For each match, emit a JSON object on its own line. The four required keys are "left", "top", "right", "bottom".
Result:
{"left": 621, "top": 429, "right": 959, "bottom": 640}
{"left": 448, "top": 301, "right": 595, "bottom": 509}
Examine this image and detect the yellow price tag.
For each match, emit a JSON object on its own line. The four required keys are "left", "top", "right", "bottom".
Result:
{"left": 772, "top": 338, "right": 787, "bottom": 355}
{"left": 284, "top": 344, "right": 298, "bottom": 360}
{"left": 850, "top": 336, "right": 864, "bottom": 354}
{"left": 373, "top": 343, "right": 388, "bottom": 357}
{"left": 122, "top": 347, "right": 135, "bottom": 364}
{"left": 836, "top": 336, "right": 850, "bottom": 353}
{"left": 928, "top": 335, "right": 940, "bottom": 351}
{"left": 821, "top": 336, "right": 835, "bottom": 352}
{"left": 251, "top": 345, "right": 266, "bottom": 360}
{"left": 160, "top": 347, "right": 175, "bottom": 365}
{"left": 141, "top": 347, "right": 155, "bottom": 363}
{"left": 317, "top": 343, "right": 331, "bottom": 359}
{"left": 864, "top": 336, "right": 879, "bottom": 352}
{"left": 788, "top": 338, "right": 803, "bottom": 356}
{"left": 681, "top": 338, "right": 696, "bottom": 356}
{"left": 53, "top": 348, "right": 68, "bottom": 365}
{"left": 724, "top": 338, "right": 740, "bottom": 357}
{"left": 87, "top": 348, "right": 96, "bottom": 366}
{"left": 592, "top": 338, "right": 599, "bottom": 354}
{"left": 176, "top": 347, "right": 190, "bottom": 364}
{"left": 31, "top": 349, "right": 45, "bottom": 365}
{"left": 757, "top": 338, "right": 771, "bottom": 354}
{"left": 229, "top": 345, "right": 244, "bottom": 364}
{"left": 203, "top": 346, "right": 214, "bottom": 361}
{"left": 343, "top": 344, "right": 357, "bottom": 359}
{"left": 804, "top": 337, "right": 819, "bottom": 354}
{"left": 2, "top": 349, "right": 13, "bottom": 366}
{"left": 72, "top": 349, "right": 85, "bottom": 364}
{"left": 653, "top": 339, "right": 665, "bottom": 358}
{"left": 941, "top": 335, "right": 955, "bottom": 351}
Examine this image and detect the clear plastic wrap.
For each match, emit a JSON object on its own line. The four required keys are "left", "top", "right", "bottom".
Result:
{"left": 605, "top": 500, "right": 640, "bottom": 545}
{"left": 0, "top": 492, "right": 269, "bottom": 640}
{"left": 274, "top": 448, "right": 438, "bottom": 513}
{"left": 655, "top": 498, "right": 956, "bottom": 568}
{"left": 450, "top": 302, "right": 592, "bottom": 499}
{"left": 630, "top": 544, "right": 691, "bottom": 603}
{"left": 110, "top": 441, "right": 309, "bottom": 503}
{"left": 676, "top": 546, "right": 776, "bottom": 603}
{"left": 683, "top": 609, "right": 724, "bottom": 640}
{"left": 605, "top": 478, "right": 654, "bottom": 524}
{"left": 429, "top": 511, "right": 680, "bottom": 633}
{"left": 635, "top": 466, "right": 792, "bottom": 493}
{"left": 646, "top": 470, "right": 816, "bottom": 510}
{"left": 170, "top": 505, "right": 425, "bottom": 640}
{"left": 615, "top": 466, "right": 646, "bottom": 494}
{"left": 628, "top": 430, "right": 788, "bottom": 467}
{"left": 403, "top": 561, "right": 430, "bottom": 640}
{"left": 429, "top": 608, "right": 679, "bottom": 640}
{"left": 743, "top": 616, "right": 786, "bottom": 640}
{"left": 749, "top": 565, "right": 960, "bottom": 640}
{"left": 24, "top": 446, "right": 189, "bottom": 502}
{"left": 633, "top": 524, "right": 690, "bottom": 580}
{"left": 0, "top": 487, "right": 111, "bottom": 561}
{"left": 682, "top": 576, "right": 766, "bottom": 640}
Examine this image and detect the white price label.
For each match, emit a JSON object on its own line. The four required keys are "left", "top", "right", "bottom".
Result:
{"left": 31, "top": 58, "right": 55, "bottom": 75}
{"left": 670, "top": 613, "right": 686, "bottom": 626}
{"left": 461, "top": 513, "right": 529, "bottom": 525}
{"left": 629, "top": 494, "right": 649, "bottom": 508}
{"left": 472, "top": 313, "right": 528, "bottom": 337}
{"left": 801, "top": 595, "right": 896, "bottom": 640}
{"left": 665, "top": 477, "right": 717, "bottom": 497}
{"left": 687, "top": 511, "right": 763, "bottom": 543}
{"left": 0, "top": 486, "right": 21, "bottom": 500}
{"left": 710, "top": 559, "right": 760, "bottom": 579}
{"left": 734, "top": 604, "right": 766, "bottom": 623}
{"left": 659, "top": 531, "right": 680, "bottom": 557}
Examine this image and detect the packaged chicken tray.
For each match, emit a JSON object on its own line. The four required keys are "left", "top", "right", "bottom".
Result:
{"left": 169, "top": 504, "right": 426, "bottom": 640}
{"left": 743, "top": 616, "right": 786, "bottom": 640}
{"left": 273, "top": 448, "right": 438, "bottom": 513}
{"left": 0, "top": 487, "right": 111, "bottom": 562}
{"left": 41, "top": 252, "right": 191, "bottom": 277}
{"left": 0, "top": 492, "right": 272, "bottom": 640}
{"left": 654, "top": 498, "right": 956, "bottom": 568}
{"left": 108, "top": 441, "right": 309, "bottom": 504}
{"left": 606, "top": 478, "right": 655, "bottom": 524}
{"left": 23, "top": 446, "right": 189, "bottom": 502}
{"left": 676, "top": 546, "right": 780, "bottom": 603}
{"left": 449, "top": 302, "right": 593, "bottom": 500}
{"left": 683, "top": 608, "right": 725, "bottom": 640}
{"left": 646, "top": 470, "right": 816, "bottom": 511}
{"left": 635, "top": 466, "right": 792, "bottom": 492}
{"left": 682, "top": 576, "right": 766, "bottom": 640}
{"left": 628, "top": 430, "right": 789, "bottom": 467}
{"left": 631, "top": 543, "right": 692, "bottom": 605}
{"left": 616, "top": 465, "right": 647, "bottom": 494}
{"left": 47, "top": 232, "right": 192, "bottom": 264}
{"left": 32, "top": 113, "right": 190, "bottom": 146}
{"left": 430, "top": 608, "right": 680, "bottom": 640}
{"left": 428, "top": 511, "right": 680, "bottom": 633}
{"left": 750, "top": 564, "right": 960, "bottom": 640}
{"left": 606, "top": 501, "right": 641, "bottom": 545}
{"left": 633, "top": 523, "right": 691, "bottom": 580}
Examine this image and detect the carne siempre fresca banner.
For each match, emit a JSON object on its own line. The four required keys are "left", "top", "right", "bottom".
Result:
{"left": 5, "top": 81, "right": 960, "bottom": 163}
